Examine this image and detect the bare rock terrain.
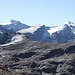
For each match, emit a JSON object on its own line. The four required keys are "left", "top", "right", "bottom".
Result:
{"left": 0, "top": 35, "right": 75, "bottom": 75}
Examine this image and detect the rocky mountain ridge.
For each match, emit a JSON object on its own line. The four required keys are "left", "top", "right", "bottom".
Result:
{"left": 0, "top": 20, "right": 75, "bottom": 43}
{"left": 0, "top": 20, "right": 75, "bottom": 74}
{"left": 0, "top": 35, "right": 75, "bottom": 75}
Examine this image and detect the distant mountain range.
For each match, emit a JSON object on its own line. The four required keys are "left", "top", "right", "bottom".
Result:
{"left": 0, "top": 20, "right": 75, "bottom": 44}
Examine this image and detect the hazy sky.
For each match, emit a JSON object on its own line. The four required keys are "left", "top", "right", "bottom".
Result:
{"left": 0, "top": 0, "right": 75, "bottom": 26}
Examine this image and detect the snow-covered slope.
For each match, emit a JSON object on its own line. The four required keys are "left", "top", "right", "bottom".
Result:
{"left": 0, "top": 20, "right": 75, "bottom": 43}
{"left": 18, "top": 21, "right": 75, "bottom": 43}
{"left": 0, "top": 20, "right": 30, "bottom": 44}
{"left": 18, "top": 24, "right": 45, "bottom": 34}
{"left": 18, "top": 24, "right": 47, "bottom": 41}
{"left": 42, "top": 21, "right": 75, "bottom": 43}
{"left": 46, "top": 21, "right": 74, "bottom": 35}
{"left": 65, "top": 21, "right": 75, "bottom": 35}
{"left": 0, "top": 20, "right": 30, "bottom": 32}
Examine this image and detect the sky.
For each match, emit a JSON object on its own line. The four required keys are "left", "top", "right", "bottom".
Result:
{"left": 0, "top": 0, "right": 75, "bottom": 26}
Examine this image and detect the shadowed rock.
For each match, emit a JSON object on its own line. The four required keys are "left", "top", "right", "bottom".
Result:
{"left": 13, "top": 52, "right": 36, "bottom": 58}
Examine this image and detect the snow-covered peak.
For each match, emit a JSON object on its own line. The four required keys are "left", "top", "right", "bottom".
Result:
{"left": 10, "top": 19, "right": 21, "bottom": 25}
{"left": 18, "top": 24, "right": 45, "bottom": 34}
{"left": 0, "top": 20, "right": 21, "bottom": 25}
{"left": 64, "top": 21, "right": 74, "bottom": 24}
{"left": 64, "top": 21, "right": 74, "bottom": 26}
{"left": 35, "top": 24, "right": 45, "bottom": 27}
{"left": 64, "top": 21, "right": 75, "bottom": 34}
{"left": 0, "top": 20, "right": 29, "bottom": 32}
{"left": 48, "top": 24, "right": 68, "bottom": 35}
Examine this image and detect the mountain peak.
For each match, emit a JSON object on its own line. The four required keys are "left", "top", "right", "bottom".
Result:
{"left": 64, "top": 21, "right": 74, "bottom": 25}
{"left": 0, "top": 20, "right": 21, "bottom": 25}
{"left": 35, "top": 24, "right": 45, "bottom": 27}
{"left": 10, "top": 19, "right": 21, "bottom": 24}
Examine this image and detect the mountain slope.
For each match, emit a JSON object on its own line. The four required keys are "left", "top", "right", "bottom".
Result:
{"left": 18, "top": 24, "right": 47, "bottom": 41}
{"left": 42, "top": 22, "right": 75, "bottom": 43}
{"left": 0, "top": 35, "right": 75, "bottom": 75}
{"left": 0, "top": 20, "right": 75, "bottom": 43}
{"left": 0, "top": 25, "right": 13, "bottom": 44}
{"left": 1, "top": 34, "right": 25, "bottom": 46}
{"left": 18, "top": 21, "right": 75, "bottom": 43}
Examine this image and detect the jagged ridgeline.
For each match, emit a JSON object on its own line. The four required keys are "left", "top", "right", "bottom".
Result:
{"left": 0, "top": 20, "right": 75, "bottom": 75}
{"left": 0, "top": 20, "right": 75, "bottom": 44}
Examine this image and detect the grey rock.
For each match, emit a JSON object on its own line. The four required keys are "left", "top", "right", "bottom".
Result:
{"left": 0, "top": 35, "right": 75, "bottom": 75}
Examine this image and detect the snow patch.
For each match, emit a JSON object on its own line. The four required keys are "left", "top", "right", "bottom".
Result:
{"left": 64, "top": 21, "right": 75, "bottom": 26}
{"left": 18, "top": 24, "right": 44, "bottom": 34}
{"left": 0, "top": 22, "right": 12, "bottom": 25}
{"left": 0, "top": 34, "right": 23, "bottom": 46}
{"left": 11, "top": 34, "right": 23, "bottom": 42}
{"left": 48, "top": 25, "right": 66, "bottom": 35}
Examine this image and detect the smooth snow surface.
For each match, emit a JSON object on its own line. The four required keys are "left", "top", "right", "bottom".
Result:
{"left": 48, "top": 25, "right": 66, "bottom": 35}
{"left": 18, "top": 24, "right": 44, "bottom": 34}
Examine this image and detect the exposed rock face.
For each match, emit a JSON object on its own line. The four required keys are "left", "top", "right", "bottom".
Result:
{"left": 0, "top": 36, "right": 75, "bottom": 75}
{"left": 0, "top": 25, "right": 16, "bottom": 44}
{"left": 1, "top": 20, "right": 75, "bottom": 43}
{"left": 18, "top": 21, "right": 75, "bottom": 43}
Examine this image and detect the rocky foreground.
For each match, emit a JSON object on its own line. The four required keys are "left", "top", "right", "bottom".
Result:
{"left": 0, "top": 35, "right": 75, "bottom": 75}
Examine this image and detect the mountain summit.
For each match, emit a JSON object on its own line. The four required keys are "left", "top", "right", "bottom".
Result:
{"left": 0, "top": 20, "right": 75, "bottom": 43}
{"left": 10, "top": 19, "right": 21, "bottom": 24}
{"left": 0, "top": 20, "right": 30, "bottom": 32}
{"left": 0, "top": 20, "right": 75, "bottom": 75}
{"left": 17, "top": 21, "right": 75, "bottom": 43}
{"left": 64, "top": 21, "right": 74, "bottom": 25}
